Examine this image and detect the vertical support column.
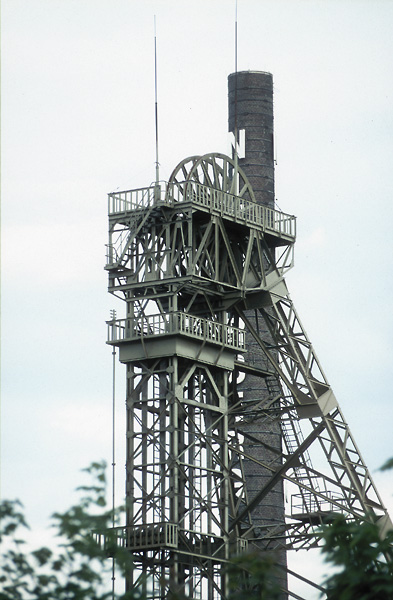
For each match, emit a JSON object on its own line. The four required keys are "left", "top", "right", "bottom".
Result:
{"left": 125, "top": 363, "right": 135, "bottom": 594}
{"left": 170, "top": 357, "right": 180, "bottom": 596}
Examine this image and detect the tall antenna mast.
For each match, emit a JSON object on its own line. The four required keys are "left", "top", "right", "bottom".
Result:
{"left": 234, "top": 0, "right": 238, "bottom": 195}
{"left": 154, "top": 16, "right": 159, "bottom": 186}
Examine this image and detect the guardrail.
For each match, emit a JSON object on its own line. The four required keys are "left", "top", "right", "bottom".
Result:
{"left": 184, "top": 181, "right": 296, "bottom": 239}
{"left": 108, "top": 184, "right": 158, "bottom": 214}
{"left": 291, "top": 491, "right": 344, "bottom": 518}
{"left": 94, "top": 522, "right": 178, "bottom": 551}
{"left": 108, "top": 182, "right": 181, "bottom": 214}
{"left": 108, "top": 181, "right": 296, "bottom": 240}
{"left": 94, "top": 523, "right": 246, "bottom": 557}
{"left": 107, "top": 312, "right": 245, "bottom": 351}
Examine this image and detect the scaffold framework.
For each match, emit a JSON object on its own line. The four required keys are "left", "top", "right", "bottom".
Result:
{"left": 103, "top": 150, "right": 391, "bottom": 599}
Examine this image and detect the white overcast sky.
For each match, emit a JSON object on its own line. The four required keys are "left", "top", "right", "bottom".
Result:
{"left": 2, "top": 0, "right": 393, "bottom": 596}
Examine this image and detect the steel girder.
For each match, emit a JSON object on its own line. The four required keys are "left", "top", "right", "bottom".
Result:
{"left": 123, "top": 357, "right": 254, "bottom": 599}
{"left": 236, "top": 281, "right": 388, "bottom": 526}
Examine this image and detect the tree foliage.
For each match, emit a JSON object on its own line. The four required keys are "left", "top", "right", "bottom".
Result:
{"left": 0, "top": 461, "right": 139, "bottom": 600}
{"left": 227, "top": 551, "right": 281, "bottom": 599}
{"left": 319, "top": 457, "right": 393, "bottom": 599}
{"left": 320, "top": 515, "right": 393, "bottom": 599}
{"left": 380, "top": 457, "right": 393, "bottom": 472}
{"left": 1, "top": 459, "right": 393, "bottom": 599}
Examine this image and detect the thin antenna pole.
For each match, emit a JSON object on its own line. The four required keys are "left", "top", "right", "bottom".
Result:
{"left": 234, "top": 0, "right": 238, "bottom": 195}
{"left": 235, "top": 0, "right": 238, "bottom": 80}
{"left": 154, "top": 16, "right": 159, "bottom": 185}
{"left": 110, "top": 310, "right": 117, "bottom": 600}
{"left": 112, "top": 345, "right": 116, "bottom": 518}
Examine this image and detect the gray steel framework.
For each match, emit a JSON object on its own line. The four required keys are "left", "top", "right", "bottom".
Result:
{"left": 103, "top": 153, "right": 391, "bottom": 599}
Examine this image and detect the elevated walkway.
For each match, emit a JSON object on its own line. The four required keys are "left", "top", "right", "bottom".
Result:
{"left": 108, "top": 181, "right": 296, "bottom": 244}
{"left": 107, "top": 312, "right": 245, "bottom": 369}
{"left": 94, "top": 523, "right": 247, "bottom": 563}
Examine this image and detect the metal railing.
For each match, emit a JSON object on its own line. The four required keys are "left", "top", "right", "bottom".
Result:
{"left": 291, "top": 490, "right": 344, "bottom": 518}
{"left": 93, "top": 524, "right": 244, "bottom": 559}
{"left": 108, "top": 181, "right": 296, "bottom": 240}
{"left": 184, "top": 181, "right": 296, "bottom": 239}
{"left": 108, "top": 182, "right": 181, "bottom": 214}
{"left": 94, "top": 522, "right": 178, "bottom": 551}
{"left": 107, "top": 312, "right": 246, "bottom": 351}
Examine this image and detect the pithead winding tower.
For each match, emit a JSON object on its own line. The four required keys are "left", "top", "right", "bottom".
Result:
{"left": 104, "top": 71, "right": 391, "bottom": 599}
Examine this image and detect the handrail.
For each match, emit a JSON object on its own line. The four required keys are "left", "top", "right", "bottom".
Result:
{"left": 291, "top": 490, "right": 344, "bottom": 517}
{"left": 108, "top": 181, "right": 296, "bottom": 240}
{"left": 184, "top": 181, "right": 296, "bottom": 239}
{"left": 108, "top": 184, "right": 161, "bottom": 214}
{"left": 93, "top": 523, "right": 242, "bottom": 554}
{"left": 107, "top": 312, "right": 245, "bottom": 351}
{"left": 94, "top": 522, "right": 178, "bottom": 550}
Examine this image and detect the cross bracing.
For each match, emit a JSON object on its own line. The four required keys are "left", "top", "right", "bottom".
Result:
{"left": 104, "top": 153, "right": 392, "bottom": 599}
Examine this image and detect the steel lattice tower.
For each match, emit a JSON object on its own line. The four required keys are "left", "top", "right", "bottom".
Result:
{"left": 104, "top": 71, "right": 392, "bottom": 599}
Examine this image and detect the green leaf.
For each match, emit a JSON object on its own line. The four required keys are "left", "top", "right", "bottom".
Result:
{"left": 380, "top": 457, "right": 393, "bottom": 471}
{"left": 32, "top": 546, "right": 53, "bottom": 566}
